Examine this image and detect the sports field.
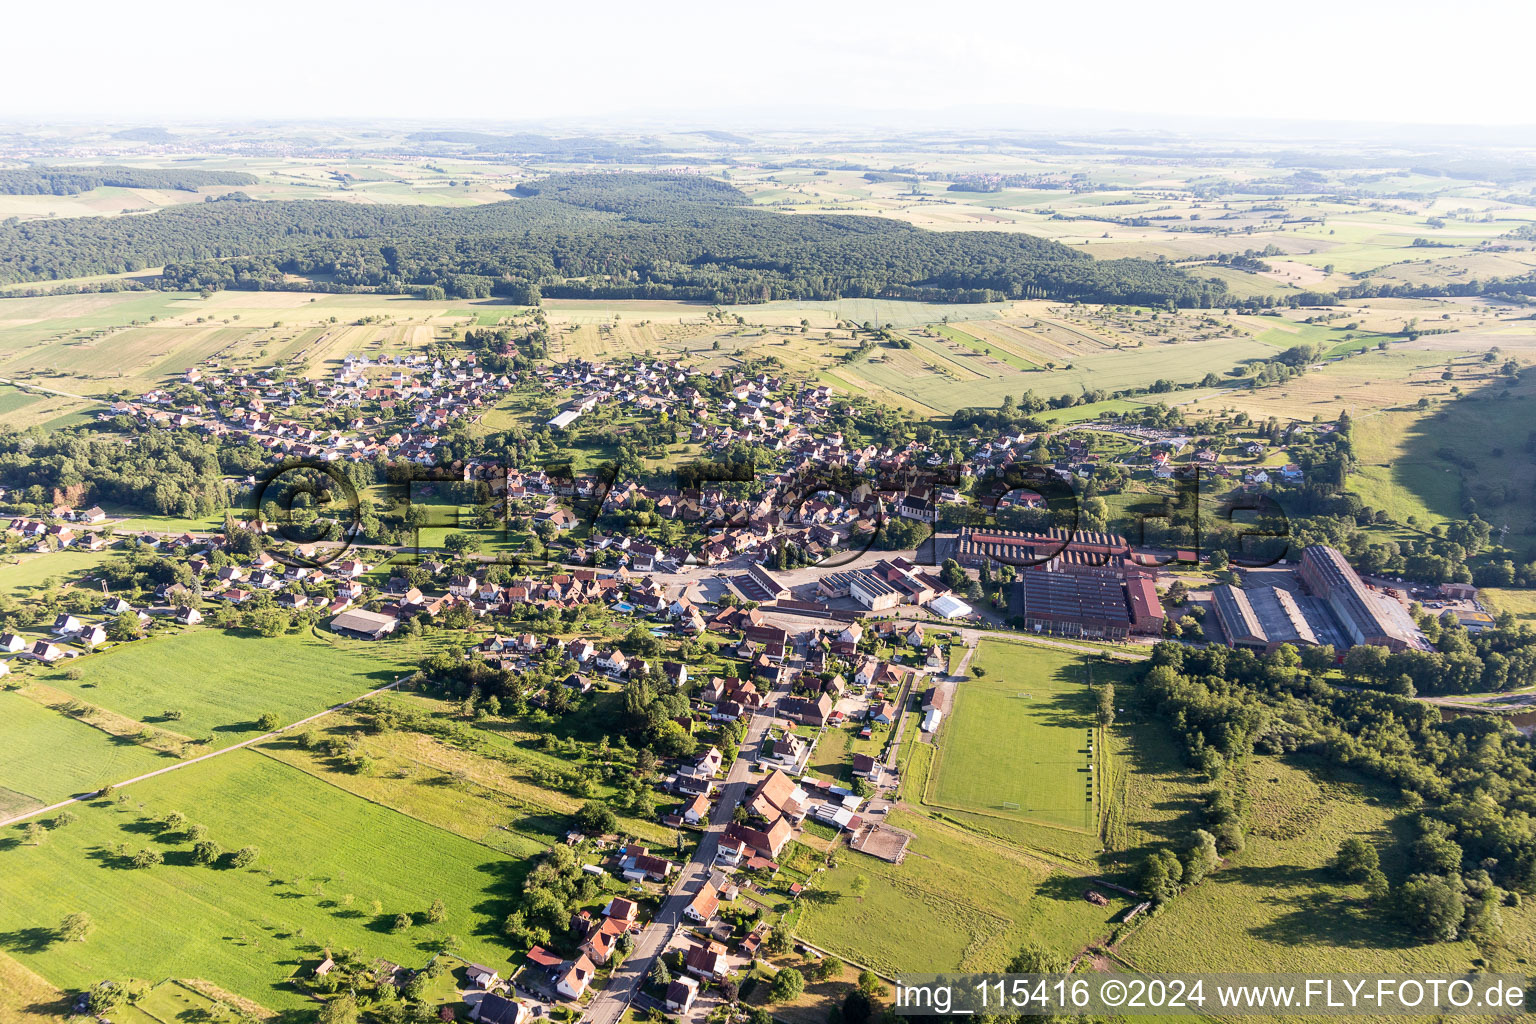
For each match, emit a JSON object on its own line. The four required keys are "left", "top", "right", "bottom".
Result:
{"left": 927, "top": 642, "right": 1098, "bottom": 831}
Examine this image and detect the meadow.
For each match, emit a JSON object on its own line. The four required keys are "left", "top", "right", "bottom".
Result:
{"left": 792, "top": 810, "right": 1124, "bottom": 974}
{"left": 0, "top": 548, "right": 114, "bottom": 602}
{"left": 0, "top": 692, "right": 172, "bottom": 818}
{"left": 1114, "top": 756, "right": 1536, "bottom": 985}
{"left": 926, "top": 643, "right": 1102, "bottom": 833}
{"left": 32, "top": 628, "right": 427, "bottom": 739}
{"left": 258, "top": 689, "right": 679, "bottom": 854}
{"left": 0, "top": 750, "right": 513, "bottom": 1011}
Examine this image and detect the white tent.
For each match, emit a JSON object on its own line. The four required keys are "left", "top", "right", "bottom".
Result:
{"left": 929, "top": 594, "right": 973, "bottom": 619}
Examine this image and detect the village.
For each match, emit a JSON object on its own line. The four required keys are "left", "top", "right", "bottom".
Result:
{"left": 0, "top": 325, "right": 1514, "bottom": 1024}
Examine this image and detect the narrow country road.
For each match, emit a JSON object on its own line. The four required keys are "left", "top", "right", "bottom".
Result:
{"left": 0, "top": 676, "right": 407, "bottom": 829}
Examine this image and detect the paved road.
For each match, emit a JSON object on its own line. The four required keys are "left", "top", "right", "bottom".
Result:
{"left": 0, "top": 676, "right": 406, "bottom": 829}
{"left": 582, "top": 709, "right": 772, "bottom": 1024}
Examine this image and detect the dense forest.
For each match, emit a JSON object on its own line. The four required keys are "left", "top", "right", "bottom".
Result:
{"left": 0, "top": 166, "right": 258, "bottom": 195}
{"left": 0, "top": 171, "right": 1225, "bottom": 307}
{"left": 0, "top": 430, "right": 233, "bottom": 517}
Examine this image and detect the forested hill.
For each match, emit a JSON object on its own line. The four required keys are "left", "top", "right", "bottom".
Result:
{"left": 0, "top": 166, "right": 259, "bottom": 195}
{"left": 0, "top": 171, "right": 1226, "bottom": 306}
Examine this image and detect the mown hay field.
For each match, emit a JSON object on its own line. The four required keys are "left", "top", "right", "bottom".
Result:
{"left": 0, "top": 692, "right": 170, "bottom": 817}
{"left": 0, "top": 750, "right": 513, "bottom": 1011}
{"left": 33, "top": 628, "right": 423, "bottom": 739}
{"left": 793, "top": 811, "right": 1123, "bottom": 973}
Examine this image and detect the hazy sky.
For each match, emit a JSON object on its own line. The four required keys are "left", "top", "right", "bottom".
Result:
{"left": 5, "top": 0, "right": 1531, "bottom": 128}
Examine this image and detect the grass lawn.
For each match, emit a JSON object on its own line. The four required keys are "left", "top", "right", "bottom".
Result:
{"left": 794, "top": 810, "right": 1121, "bottom": 973}
{"left": 927, "top": 643, "right": 1099, "bottom": 832}
{"left": 0, "top": 692, "right": 172, "bottom": 817}
{"left": 32, "top": 628, "right": 425, "bottom": 738}
{"left": 0, "top": 750, "right": 516, "bottom": 1012}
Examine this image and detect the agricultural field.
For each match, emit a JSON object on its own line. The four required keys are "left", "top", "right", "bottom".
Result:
{"left": 0, "top": 750, "right": 512, "bottom": 1012}
{"left": 258, "top": 688, "right": 679, "bottom": 854}
{"left": 924, "top": 642, "right": 1107, "bottom": 833}
{"left": 0, "top": 692, "right": 172, "bottom": 818}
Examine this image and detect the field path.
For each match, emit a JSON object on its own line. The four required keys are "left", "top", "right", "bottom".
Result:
{"left": 0, "top": 675, "right": 407, "bottom": 828}
{"left": 0, "top": 376, "right": 106, "bottom": 405}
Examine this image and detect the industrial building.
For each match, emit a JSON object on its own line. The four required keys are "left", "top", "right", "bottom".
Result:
{"left": 1008, "top": 569, "right": 1129, "bottom": 640}
{"left": 955, "top": 526, "right": 1132, "bottom": 571}
{"left": 1211, "top": 583, "right": 1319, "bottom": 653}
{"left": 1298, "top": 545, "right": 1420, "bottom": 651}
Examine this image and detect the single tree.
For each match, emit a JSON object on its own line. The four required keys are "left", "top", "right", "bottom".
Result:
{"left": 769, "top": 968, "right": 805, "bottom": 1003}
{"left": 58, "top": 912, "right": 94, "bottom": 943}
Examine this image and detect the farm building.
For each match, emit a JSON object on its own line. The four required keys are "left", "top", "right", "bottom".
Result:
{"left": 330, "top": 608, "right": 399, "bottom": 640}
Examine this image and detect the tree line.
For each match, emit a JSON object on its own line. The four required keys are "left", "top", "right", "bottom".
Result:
{"left": 0, "top": 171, "right": 1225, "bottom": 308}
{"left": 0, "top": 166, "right": 258, "bottom": 195}
{"left": 1135, "top": 642, "right": 1533, "bottom": 944}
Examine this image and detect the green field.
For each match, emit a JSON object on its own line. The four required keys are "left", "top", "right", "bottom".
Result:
{"left": 0, "top": 693, "right": 172, "bottom": 818}
{"left": 257, "top": 693, "right": 679, "bottom": 855}
{"left": 1116, "top": 757, "right": 1536, "bottom": 982}
{"left": 926, "top": 643, "right": 1099, "bottom": 832}
{"left": 0, "top": 549, "right": 114, "bottom": 602}
{"left": 0, "top": 750, "right": 512, "bottom": 1011}
{"left": 793, "top": 810, "right": 1123, "bottom": 974}
{"left": 34, "top": 628, "right": 425, "bottom": 738}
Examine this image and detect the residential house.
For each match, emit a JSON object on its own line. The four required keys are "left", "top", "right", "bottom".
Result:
{"left": 466, "top": 964, "right": 501, "bottom": 989}
{"left": 724, "top": 818, "right": 793, "bottom": 860}
{"left": 684, "top": 942, "right": 729, "bottom": 981}
{"left": 665, "top": 977, "right": 699, "bottom": 1013}
{"left": 684, "top": 882, "right": 720, "bottom": 924}
{"left": 472, "top": 995, "right": 527, "bottom": 1024}
{"left": 778, "top": 693, "right": 832, "bottom": 727}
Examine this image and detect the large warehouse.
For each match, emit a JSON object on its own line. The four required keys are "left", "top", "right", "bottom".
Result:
{"left": 1211, "top": 583, "right": 1320, "bottom": 653}
{"left": 1298, "top": 545, "right": 1420, "bottom": 651}
{"left": 1006, "top": 567, "right": 1163, "bottom": 640}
